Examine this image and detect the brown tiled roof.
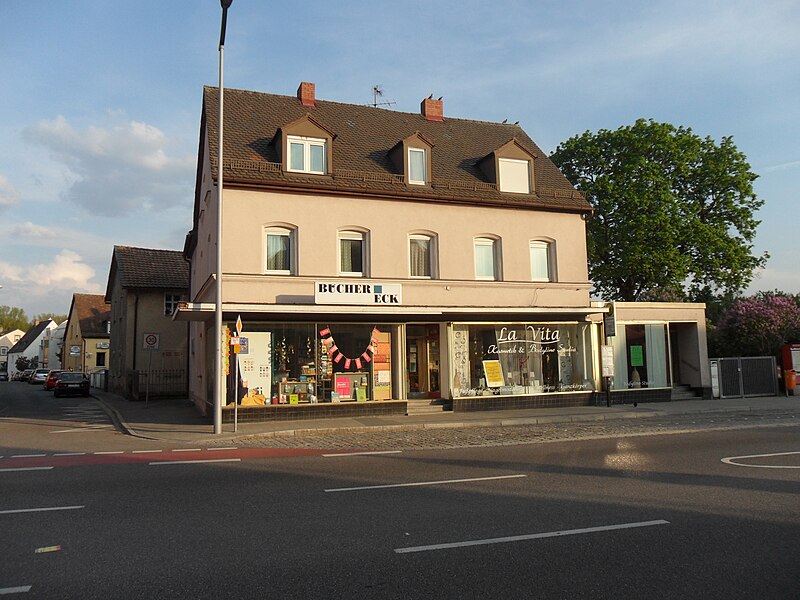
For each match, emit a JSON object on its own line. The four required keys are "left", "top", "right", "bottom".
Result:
{"left": 202, "top": 86, "right": 590, "bottom": 213}
{"left": 71, "top": 294, "right": 111, "bottom": 338}
{"left": 112, "top": 246, "right": 189, "bottom": 290}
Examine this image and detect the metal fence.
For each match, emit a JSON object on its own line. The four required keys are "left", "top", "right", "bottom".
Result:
{"left": 710, "top": 356, "right": 777, "bottom": 398}
{"left": 130, "top": 369, "right": 187, "bottom": 399}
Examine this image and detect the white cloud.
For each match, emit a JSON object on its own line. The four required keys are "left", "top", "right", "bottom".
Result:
{"left": 0, "top": 174, "right": 20, "bottom": 209}
{"left": 763, "top": 160, "right": 800, "bottom": 173}
{"left": 22, "top": 114, "right": 195, "bottom": 217}
{"left": 0, "top": 250, "right": 100, "bottom": 293}
{"left": 10, "top": 221, "right": 59, "bottom": 240}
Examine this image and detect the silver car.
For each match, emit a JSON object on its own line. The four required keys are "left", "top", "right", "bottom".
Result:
{"left": 29, "top": 368, "right": 50, "bottom": 385}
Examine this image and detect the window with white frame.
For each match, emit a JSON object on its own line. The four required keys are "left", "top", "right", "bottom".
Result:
{"left": 339, "top": 230, "right": 366, "bottom": 277}
{"left": 264, "top": 227, "right": 295, "bottom": 274}
{"left": 498, "top": 158, "right": 531, "bottom": 194}
{"left": 164, "top": 293, "right": 185, "bottom": 316}
{"left": 474, "top": 237, "right": 500, "bottom": 280}
{"left": 408, "top": 148, "right": 427, "bottom": 185}
{"left": 409, "top": 234, "right": 435, "bottom": 278}
{"left": 530, "top": 240, "right": 553, "bottom": 281}
{"left": 287, "top": 135, "right": 326, "bottom": 174}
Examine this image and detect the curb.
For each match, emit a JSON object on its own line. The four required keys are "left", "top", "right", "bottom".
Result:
{"left": 92, "top": 395, "right": 161, "bottom": 441}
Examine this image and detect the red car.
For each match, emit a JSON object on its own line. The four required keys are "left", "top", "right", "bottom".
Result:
{"left": 53, "top": 372, "right": 90, "bottom": 398}
{"left": 44, "top": 370, "right": 63, "bottom": 391}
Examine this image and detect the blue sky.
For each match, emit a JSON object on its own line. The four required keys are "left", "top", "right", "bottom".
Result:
{"left": 1, "top": 0, "right": 798, "bottom": 318}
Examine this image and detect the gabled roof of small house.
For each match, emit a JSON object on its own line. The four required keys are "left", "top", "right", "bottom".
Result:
{"left": 199, "top": 84, "right": 590, "bottom": 213}
{"left": 67, "top": 294, "right": 111, "bottom": 339}
{"left": 6, "top": 320, "right": 54, "bottom": 354}
{"left": 105, "top": 246, "right": 189, "bottom": 302}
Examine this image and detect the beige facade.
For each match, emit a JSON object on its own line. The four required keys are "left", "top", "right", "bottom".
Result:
{"left": 182, "top": 83, "right": 711, "bottom": 419}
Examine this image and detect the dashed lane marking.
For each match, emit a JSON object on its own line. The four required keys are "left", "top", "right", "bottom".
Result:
{"left": 394, "top": 520, "right": 671, "bottom": 554}
{"left": 0, "top": 467, "right": 53, "bottom": 473}
{"left": 326, "top": 474, "right": 527, "bottom": 493}
{"left": 721, "top": 450, "right": 800, "bottom": 469}
{"left": 149, "top": 458, "right": 242, "bottom": 466}
{"left": 11, "top": 454, "right": 46, "bottom": 458}
{"left": 0, "top": 505, "right": 84, "bottom": 515}
{"left": 0, "top": 585, "right": 32, "bottom": 595}
{"left": 323, "top": 450, "right": 403, "bottom": 458}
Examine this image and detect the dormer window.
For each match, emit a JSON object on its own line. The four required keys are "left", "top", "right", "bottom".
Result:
{"left": 498, "top": 158, "right": 531, "bottom": 194}
{"left": 287, "top": 135, "right": 326, "bottom": 174}
{"left": 408, "top": 148, "right": 427, "bottom": 185}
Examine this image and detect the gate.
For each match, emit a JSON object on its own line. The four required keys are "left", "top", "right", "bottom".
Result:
{"left": 711, "top": 357, "right": 777, "bottom": 398}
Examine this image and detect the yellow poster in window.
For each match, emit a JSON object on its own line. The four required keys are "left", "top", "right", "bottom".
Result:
{"left": 482, "top": 360, "right": 504, "bottom": 388}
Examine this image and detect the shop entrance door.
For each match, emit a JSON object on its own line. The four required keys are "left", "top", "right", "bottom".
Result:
{"left": 406, "top": 325, "right": 440, "bottom": 399}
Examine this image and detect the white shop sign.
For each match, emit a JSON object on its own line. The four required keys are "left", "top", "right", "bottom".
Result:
{"left": 315, "top": 282, "right": 402, "bottom": 305}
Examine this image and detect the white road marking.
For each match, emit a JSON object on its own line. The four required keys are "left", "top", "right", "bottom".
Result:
{"left": 132, "top": 450, "right": 162, "bottom": 454}
{"left": 721, "top": 451, "right": 800, "bottom": 469}
{"left": 94, "top": 451, "right": 123, "bottom": 455}
{"left": 0, "top": 586, "right": 32, "bottom": 595}
{"left": 0, "top": 506, "right": 84, "bottom": 515}
{"left": 394, "top": 520, "right": 670, "bottom": 554}
{"left": 50, "top": 425, "right": 112, "bottom": 433}
{"left": 52, "top": 453, "right": 86, "bottom": 456}
{"left": 208, "top": 447, "right": 238, "bottom": 451}
{"left": 149, "top": 458, "right": 242, "bottom": 466}
{"left": 326, "top": 474, "right": 527, "bottom": 493}
{"left": 11, "top": 454, "right": 46, "bottom": 458}
{"left": 322, "top": 450, "right": 403, "bottom": 458}
{"left": 0, "top": 467, "right": 54, "bottom": 473}
{"left": 172, "top": 448, "right": 202, "bottom": 452}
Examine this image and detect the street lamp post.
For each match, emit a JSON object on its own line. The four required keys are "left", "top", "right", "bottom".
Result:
{"left": 214, "top": 0, "right": 233, "bottom": 435}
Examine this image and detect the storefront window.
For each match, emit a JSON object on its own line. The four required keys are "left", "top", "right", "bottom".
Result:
{"left": 450, "top": 323, "right": 595, "bottom": 397}
{"left": 225, "top": 322, "right": 391, "bottom": 405}
{"left": 610, "top": 323, "right": 669, "bottom": 390}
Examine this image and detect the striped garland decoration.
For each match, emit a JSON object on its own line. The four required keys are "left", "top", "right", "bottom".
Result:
{"left": 319, "top": 326, "right": 380, "bottom": 370}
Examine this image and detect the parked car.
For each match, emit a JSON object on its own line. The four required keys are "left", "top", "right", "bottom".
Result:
{"left": 0, "top": 372, "right": 8, "bottom": 382}
{"left": 29, "top": 368, "right": 50, "bottom": 385}
{"left": 44, "top": 370, "right": 63, "bottom": 391}
{"left": 20, "top": 369, "right": 34, "bottom": 382}
{"left": 53, "top": 372, "right": 90, "bottom": 397}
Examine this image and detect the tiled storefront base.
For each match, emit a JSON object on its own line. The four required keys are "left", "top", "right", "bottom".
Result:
{"left": 608, "top": 388, "right": 672, "bottom": 405}
{"left": 451, "top": 392, "right": 595, "bottom": 412}
{"left": 221, "top": 400, "right": 408, "bottom": 423}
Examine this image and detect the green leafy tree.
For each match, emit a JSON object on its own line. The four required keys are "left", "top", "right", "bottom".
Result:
{"left": 0, "top": 305, "right": 29, "bottom": 332}
{"left": 551, "top": 119, "right": 767, "bottom": 301}
{"left": 33, "top": 313, "right": 67, "bottom": 325}
{"left": 15, "top": 355, "right": 33, "bottom": 371}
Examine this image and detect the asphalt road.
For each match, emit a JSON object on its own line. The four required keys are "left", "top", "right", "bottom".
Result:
{"left": 2, "top": 382, "right": 799, "bottom": 599}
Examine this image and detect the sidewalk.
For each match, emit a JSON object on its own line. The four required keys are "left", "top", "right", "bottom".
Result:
{"left": 91, "top": 389, "right": 800, "bottom": 444}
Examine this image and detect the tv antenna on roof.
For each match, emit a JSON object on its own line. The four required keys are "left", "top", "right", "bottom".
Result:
{"left": 371, "top": 85, "right": 396, "bottom": 108}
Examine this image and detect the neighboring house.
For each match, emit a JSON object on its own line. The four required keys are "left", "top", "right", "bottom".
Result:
{"left": 62, "top": 295, "right": 111, "bottom": 375}
{"left": 1, "top": 328, "right": 25, "bottom": 373}
{"left": 179, "top": 82, "right": 710, "bottom": 420}
{"left": 44, "top": 320, "right": 68, "bottom": 370}
{"left": 6, "top": 320, "right": 56, "bottom": 378}
{"left": 104, "top": 246, "right": 190, "bottom": 399}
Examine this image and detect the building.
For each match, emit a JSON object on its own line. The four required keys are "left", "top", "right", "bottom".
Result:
{"left": 1, "top": 328, "right": 25, "bottom": 373}
{"left": 6, "top": 320, "right": 56, "bottom": 378}
{"left": 62, "top": 294, "right": 111, "bottom": 374}
{"left": 179, "top": 82, "right": 709, "bottom": 421}
{"left": 104, "top": 246, "right": 189, "bottom": 399}
{"left": 44, "top": 320, "right": 67, "bottom": 371}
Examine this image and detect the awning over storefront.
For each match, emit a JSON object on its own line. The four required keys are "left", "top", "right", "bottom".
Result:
{"left": 173, "top": 302, "right": 607, "bottom": 323}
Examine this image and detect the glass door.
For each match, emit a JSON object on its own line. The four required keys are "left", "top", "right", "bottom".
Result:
{"left": 406, "top": 325, "right": 440, "bottom": 399}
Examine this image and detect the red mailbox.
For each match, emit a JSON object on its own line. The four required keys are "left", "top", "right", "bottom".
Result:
{"left": 780, "top": 343, "right": 800, "bottom": 394}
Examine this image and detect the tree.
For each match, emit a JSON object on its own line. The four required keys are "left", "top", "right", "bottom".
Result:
{"left": 710, "top": 293, "right": 800, "bottom": 357}
{"left": 33, "top": 312, "right": 67, "bottom": 325}
{"left": 551, "top": 119, "right": 768, "bottom": 301}
{"left": 0, "top": 305, "right": 29, "bottom": 332}
{"left": 15, "top": 355, "right": 34, "bottom": 372}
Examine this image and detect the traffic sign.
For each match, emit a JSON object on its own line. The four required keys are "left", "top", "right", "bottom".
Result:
{"left": 143, "top": 333, "right": 160, "bottom": 351}
{"left": 236, "top": 315, "right": 243, "bottom": 336}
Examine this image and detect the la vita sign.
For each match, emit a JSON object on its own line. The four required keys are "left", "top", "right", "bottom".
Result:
{"left": 315, "top": 281, "right": 403, "bottom": 306}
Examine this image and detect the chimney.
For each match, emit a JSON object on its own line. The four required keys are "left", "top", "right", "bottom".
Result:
{"left": 297, "top": 81, "right": 316, "bottom": 108}
{"left": 421, "top": 96, "right": 443, "bottom": 122}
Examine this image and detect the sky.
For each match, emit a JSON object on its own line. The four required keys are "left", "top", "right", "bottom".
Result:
{"left": 1, "top": 0, "right": 798, "bottom": 319}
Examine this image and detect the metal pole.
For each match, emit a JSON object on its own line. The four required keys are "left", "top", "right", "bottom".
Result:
{"left": 234, "top": 352, "right": 238, "bottom": 433}
{"left": 214, "top": 1, "right": 232, "bottom": 434}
